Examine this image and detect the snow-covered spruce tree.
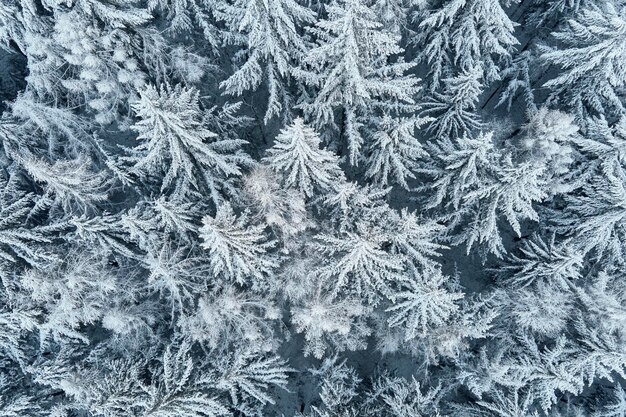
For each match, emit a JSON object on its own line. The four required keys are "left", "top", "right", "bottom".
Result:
{"left": 414, "top": 0, "right": 519, "bottom": 140}
{"left": 386, "top": 265, "right": 463, "bottom": 343}
{"left": 21, "top": 248, "right": 118, "bottom": 346}
{"left": 417, "top": 108, "right": 578, "bottom": 257}
{"left": 37, "top": 340, "right": 292, "bottom": 417}
{"left": 371, "top": 0, "right": 420, "bottom": 36}
{"left": 182, "top": 285, "right": 280, "bottom": 351}
{"left": 301, "top": 357, "right": 445, "bottom": 416}
{"left": 147, "top": 0, "right": 222, "bottom": 46}
{"left": 125, "top": 84, "right": 252, "bottom": 202}
{"left": 364, "top": 114, "right": 430, "bottom": 189}
{"left": 0, "top": 169, "right": 58, "bottom": 269}
{"left": 541, "top": 3, "right": 626, "bottom": 119}
{"left": 219, "top": 0, "right": 315, "bottom": 122}
{"left": 314, "top": 220, "right": 405, "bottom": 302}
{"left": 296, "top": 0, "right": 420, "bottom": 164}
{"left": 33, "top": 0, "right": 151, "bottom": 124}
{"left": 264, "top": 117, "right": 344, "bottom": 197}
{"left": 420, "top": 66, "right": 483, "bottom": 138}
{"left": 199, "top": 202, "right": 279, "bottom": 287}
{"left": 552, "top": 116, "right": 626, "bottom": 266}
{"left": 241, "top": 166, "right": 310, "bottom": 243}
{"left": 415, "top": 0, "right": 519, "bottom": 89}
{"left": 292, "top": 289, "right": 370, "bottom": 358}
{"left": 20, "top": 155, "right": 110, "bottom": 214}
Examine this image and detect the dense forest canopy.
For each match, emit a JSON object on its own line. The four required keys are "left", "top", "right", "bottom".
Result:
{"left": 0, "top": 0, "right": 625, "bottom": 416}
